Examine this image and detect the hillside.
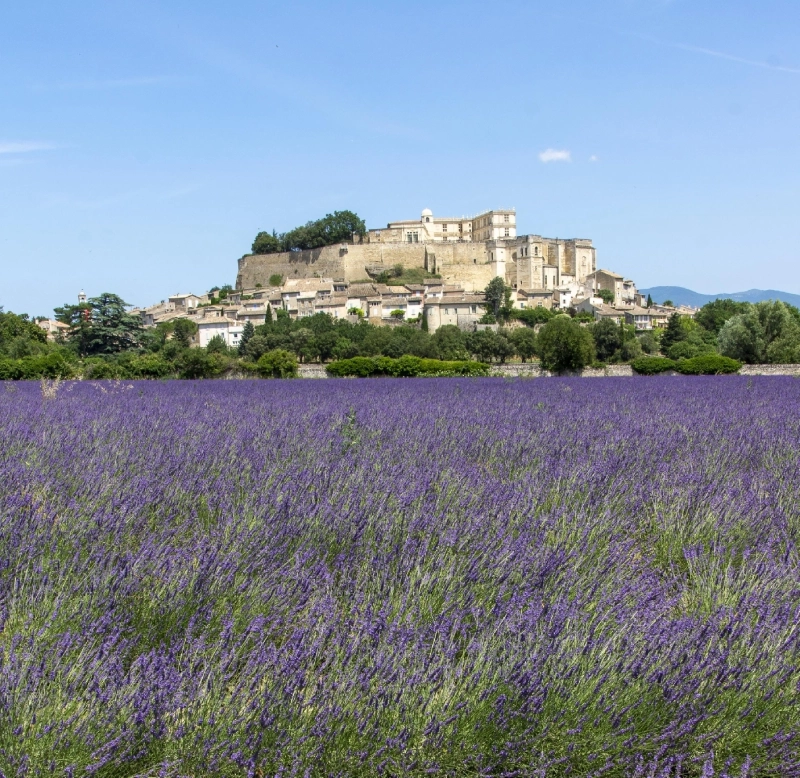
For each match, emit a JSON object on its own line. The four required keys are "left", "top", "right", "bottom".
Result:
{"left": 639, "top": 286, "right": 800, "bottom": 308}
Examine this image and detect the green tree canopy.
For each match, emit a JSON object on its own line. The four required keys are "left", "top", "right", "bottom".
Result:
{"left": 252, "top": 231, "right": 281, "bottom": 255}
{"left": 431, "top": 325, "right": 469, "bottom": 361}
{"left": 0, "top": 310, "right": 48, "bottom": 356}
{"left": 510, "top": 328, "right": 537, "bottom": 362}
{"left": 483, "top": 277, "right": 513, "bottom": 323}
{"left": 591, "top": 319, "right": 622, "bottom": 362}
{"left": 597, "top": 289, "right": 614, "bottom": 304}
{"left": 252, "top": 211, "right": 367, "bottom": 255}
{"left": 718, "top": 300, "right": 800, "bottom": 363}
{"left": 695, "top": 299, "right": 751, "bottom": 334}
{"left": 54, "top": 293, "right": 142, "bottom": 356}
{"left": 536, "top": 316, "right": 595, "bottom": 373}
{"left": 172, "top": 318, "right": 198, "bottom": 349}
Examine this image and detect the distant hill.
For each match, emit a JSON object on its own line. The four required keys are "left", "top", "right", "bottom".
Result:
{"left": 639, "top": 286, "right": 800, "bottom": 309}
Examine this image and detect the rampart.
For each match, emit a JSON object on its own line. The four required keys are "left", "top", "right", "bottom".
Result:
{"left": 236, "top": 242, "right": 499, "bottom": 290}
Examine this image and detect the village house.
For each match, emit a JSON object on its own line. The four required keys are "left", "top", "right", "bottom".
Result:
{"left": 424, "top": 293, "right": 485, "bottom": 332}
{"left": 515, "top": 289, "right": 554, "bottom": 310}
{"left": 36, "top": 318, "right": 70, "bottom": 340}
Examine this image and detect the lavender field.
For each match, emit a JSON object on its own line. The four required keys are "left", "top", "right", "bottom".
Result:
{"left": 2, "top": 377, "right": 800, "bottom": 777}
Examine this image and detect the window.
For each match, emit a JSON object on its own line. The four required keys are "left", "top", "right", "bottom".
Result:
{"left": 442, "top": 223, "right": 448, "bottom": 231}
{"left": 504, "top": 228, "right": 509, "bottom": 237}
{"left": 534, "top": 246, "right": 538, "bottom": 256}
{"left": 425, "top": 216, "right": 430, "bottom": 223}
{"left": 504, "top": 214, "right": 509, "bottom": 223}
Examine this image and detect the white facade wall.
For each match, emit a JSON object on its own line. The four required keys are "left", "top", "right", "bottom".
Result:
{"left": 197, "top": 321, "right": 244, "bottom": 349}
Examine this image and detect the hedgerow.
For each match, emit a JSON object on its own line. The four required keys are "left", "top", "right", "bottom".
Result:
{"left": 326, "top": 355, "right": 490, "bottom": 377}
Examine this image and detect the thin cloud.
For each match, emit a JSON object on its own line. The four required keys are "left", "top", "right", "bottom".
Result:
{"left": 668, "top": 41, "right": 800, "bottom": 74}
{"left": 0, "top": 141, "right": 56, "bottom": 154}
{"left": 539, "top": 149, "right": 572, "bottom": 163}
{"left": 590, "top": 155, "right": 599, "bottom": 162}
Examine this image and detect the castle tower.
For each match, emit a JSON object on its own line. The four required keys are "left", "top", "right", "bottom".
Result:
{"left": 78, "top": 290, "right": 86, "bottom": 304}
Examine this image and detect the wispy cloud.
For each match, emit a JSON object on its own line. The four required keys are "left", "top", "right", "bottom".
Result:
{"left": 0, "top": 141, "right": 56, "bottom": 154}
{"left": 666, "top": 41, "right": 800, "bottom": 74}
{"left": 590, "top": 155, "right": 599, "bottom": 162}
{"left": 539, "top": 149, "right": 572, "bottom": 163}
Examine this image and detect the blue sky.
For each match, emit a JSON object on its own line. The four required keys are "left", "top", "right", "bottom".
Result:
{"left": 2, "top": 0, "right": 799, "bottom": 316}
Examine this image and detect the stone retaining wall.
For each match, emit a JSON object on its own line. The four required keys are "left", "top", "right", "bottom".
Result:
{"left": 739, "top": 364, "right": 800, "bottom": 376}
{"left": 297, "top": 364, "right": 800, "bottom": 379}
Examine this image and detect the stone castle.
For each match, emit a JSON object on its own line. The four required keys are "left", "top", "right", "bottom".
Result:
{"left": 236, "top": 207, "right": 597, "bottom": 294}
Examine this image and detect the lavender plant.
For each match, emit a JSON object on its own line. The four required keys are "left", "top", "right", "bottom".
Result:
{"left": 0, "top": 376, "right": 798, "bottom": 776}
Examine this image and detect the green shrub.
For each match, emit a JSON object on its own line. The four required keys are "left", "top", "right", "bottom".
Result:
{"left": 631, "top": 357, "right": 677, "bottom": 375}
{"left": 0, "top": 353, "right": 77, "bottom": 380}
{"left": 675, "top": 354, "right": 741, "bottom": 375}
{"left": 125, "top": 354, "right": 173, "bottom": 379}
{"left": 257, "top": 349, "right": 298, "bottom": 378}
{"left": 83, "top": 358, "right": 123, "bottom": 380}
{"left": 326, "top": 356, "right": 489, "bottom": 378}
{"left": 177, "top": 350, "right": 227, "bottom": 379}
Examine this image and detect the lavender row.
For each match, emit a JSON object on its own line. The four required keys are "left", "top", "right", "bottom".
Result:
{"left": 0, "top": 377, "right": 798, "bottom": 776}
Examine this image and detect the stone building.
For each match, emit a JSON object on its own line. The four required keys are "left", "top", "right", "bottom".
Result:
{"left": 236, "top": 206, "right": 597, "bottom": 296}
{"left": 363, "top": 208, "right": 516, "bottom": 244}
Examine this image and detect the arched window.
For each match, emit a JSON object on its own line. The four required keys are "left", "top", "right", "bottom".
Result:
{"left": 425, "top": 217, "right": 430, "bottom": 223}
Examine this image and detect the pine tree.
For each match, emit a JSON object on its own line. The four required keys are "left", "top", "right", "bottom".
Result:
{"left": 238, "top": 320, "right": 255, "bottom": 355}
{"left": 265, "top": 304, "right": 273, "bottom": 325}
{"left": 646, "top": 294, "right": 653, "bottom": 308}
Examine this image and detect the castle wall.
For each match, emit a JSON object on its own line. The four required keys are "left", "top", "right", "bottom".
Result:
{"left": 237, "top": 241, "right": 500, "bottom": 291}
{"left": 237, "top": 246, "right": 348, "bottom": 289}
{"left": 236, "top": 233, "right": 595, "bottom": 292}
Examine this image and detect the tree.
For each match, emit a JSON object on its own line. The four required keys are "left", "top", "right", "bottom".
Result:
{"left": 431, "top": 325, "right": 468, "bottom": 361}
{"left": 536, "top": 316, "right": 595, "bottom": 372}
{"left": 591, "top": 319, "right": 622, "bottom": 362}
{"left": 238, "top": 320, "right": 255, "bottom": 355}
{"left": 0, "top": 310, "right": 47, "bottom": 348}
{"left": 646, "top": 294, "right": 653, "bottom": 308}
{"left": 660, "top": 313, "right": 686, "bottom": 354}
{"left": 332, "top": 338, "right": 359, "bottom": 360}
{"left": 177, "top": 349, "right": 225, "bottom": 379}
{"left": 484, "top": 277, "right": 513, "bottom": 322}
{"left": 55, "top": 293, "right": 142, "bottom": 356}
{"left": 662, "top": 299, "right": 674, "bottom": 307}
{"left": 511, "top": 307, "right": 553, "bottom": 327}
{"left": 597, "top": 289, "right": 614, "bottom": 304}
{"left": 314, "top": 331, "right": 339, "bottom": 362}
{"left": 0, "top": 310, "right": 48, "bottom": 358}
{"left": 206, "top": 334, "right": 228, "bottom": 354}
{"left": 510, "top": 328, "right": 537, "bottom": 362}
{"left": 252, "top": 231, "right": 281, "bottom": 254}
{"left": 695, "top": 299, "right": 751, "bottom": 334}
{"left": 493, "top": 332, "right": 515, "bottom": 363}
{"left": 268, "top": 274, "right": 284, "bottom": 287}
{"left": 465, "top": 329, "right": 499, "bottom": 363}
{"left": 242, "top": 334, "right": 271, "bottom": 362}
{"left": 257, "top": 349, "right": 298, "bottom": 378}
{"left": 638, "top": 331, "right": 660, "bottom": 354}
{"left": 718, "top": 300, "right": 800, "bottom": 364}
{"left": 265, "top": 304, "right": 273, "bottom": 324}
{"left": 619, "top": 337, "right": 643, "bottom": 362}
{"left": 172, "top": 318, "right": 198, "bottom": 349}
{"left": 270, "top": 211, "right": 367, "bottom": 253}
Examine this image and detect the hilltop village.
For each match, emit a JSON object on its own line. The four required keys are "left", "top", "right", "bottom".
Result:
{"left": 131, "top": 207, "right": 694, "bottom": 349}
